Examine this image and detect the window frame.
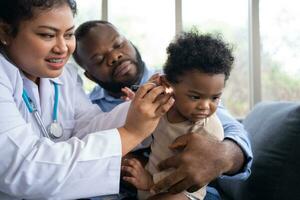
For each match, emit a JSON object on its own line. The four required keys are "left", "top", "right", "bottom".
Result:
{"left": 101, "top": 0, "right": 262, "bottom": 110}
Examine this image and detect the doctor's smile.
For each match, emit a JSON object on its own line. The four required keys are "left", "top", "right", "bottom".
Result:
{"left": 45, "top": 57, "right": 68, "bottom": 70}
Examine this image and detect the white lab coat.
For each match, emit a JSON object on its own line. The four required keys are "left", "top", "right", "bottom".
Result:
{"left": 0, "top": 54, "right": 130, "bottom": 199}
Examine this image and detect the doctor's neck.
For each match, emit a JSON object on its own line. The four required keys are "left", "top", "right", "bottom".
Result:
{"left": 0, "top": 51, "right": 39, "bottom": 84}
{"left": 22, "top": 70, "right": 40, "bottom": 85}
{"left": 0, "top": 49, "right": 39, "bottom": 83}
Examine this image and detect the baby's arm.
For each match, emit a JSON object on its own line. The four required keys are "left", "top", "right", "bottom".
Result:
{"left": 122, "top": 158, "right": 154, "bottom": 191}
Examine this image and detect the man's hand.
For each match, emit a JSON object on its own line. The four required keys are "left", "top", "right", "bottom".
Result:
{"left": 151, "top": 131, "right": 245, "bottom": 194}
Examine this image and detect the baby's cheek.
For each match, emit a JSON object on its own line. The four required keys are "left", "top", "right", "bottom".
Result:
{"left": 210, "top": 103, "right": 218, "bottom": 114}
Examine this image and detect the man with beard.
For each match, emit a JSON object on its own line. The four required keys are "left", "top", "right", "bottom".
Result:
{"left": 73, "top": 21, "right": 252, "bottom": 200}
{"left": 73, "top": 20, "right": 157, "bottom": 199}
{"left": 73, "top": 20, "right": 156, "bottom": 112}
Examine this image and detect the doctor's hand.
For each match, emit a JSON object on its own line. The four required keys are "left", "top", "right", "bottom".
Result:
{"left": 118, "top": 82, "right": 174, "bottom": 155}
{"left": 120, "top": 73, "right": 166, "bottom": 101}
{"left": 151, "top": 132, "right": 245, "bottom": 194}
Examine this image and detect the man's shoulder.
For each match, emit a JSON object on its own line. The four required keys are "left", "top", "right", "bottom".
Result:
{"left": 89, "top": 85, "right": 125, "bottom": 112}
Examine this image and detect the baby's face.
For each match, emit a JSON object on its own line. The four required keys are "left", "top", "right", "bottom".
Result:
{"left": 170, "top": 70, "right": 225, "bottom": 123}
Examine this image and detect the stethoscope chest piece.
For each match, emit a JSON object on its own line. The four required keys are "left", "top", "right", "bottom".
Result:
{"left": 22, "top": 82, "right": 64, "bottom": 140}
{"left": 48, "top": 121, "right": 63, "bottom": 139}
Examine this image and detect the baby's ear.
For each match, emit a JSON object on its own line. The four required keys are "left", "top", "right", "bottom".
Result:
{"left": 160, "top": 75, "right": 173, "bottom": 94}
{"left": 160, "top": 75, "right": 171, "bottom": 88}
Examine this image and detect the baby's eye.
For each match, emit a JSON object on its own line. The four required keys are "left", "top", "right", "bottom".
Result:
{"left": 189, "top": 95, "right": 200, "bottom": 100}
{"left": 212, "top": 96, "right": 221, "bottom": 102}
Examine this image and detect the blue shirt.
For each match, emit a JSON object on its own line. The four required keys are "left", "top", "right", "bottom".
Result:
{"left": 217, "top": 104, "right": 253, "bottom": 180}
{"left": 89, "top": 67, "right": 253, "bottom": 180}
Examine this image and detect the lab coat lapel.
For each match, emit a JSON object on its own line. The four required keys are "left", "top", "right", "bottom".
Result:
{"left": 39, "top": 78, "right": 53, "bottom": 126}
{"left": 22, "top": 77, "right": 41, "bottom": 112}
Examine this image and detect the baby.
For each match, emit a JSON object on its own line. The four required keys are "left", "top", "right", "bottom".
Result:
{"left": 122, "top": 30, "right": 234, "bottom": 200}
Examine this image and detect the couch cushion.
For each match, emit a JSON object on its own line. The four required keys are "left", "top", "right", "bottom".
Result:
{"left": 218, "top": 101, "right": 300, "bottom": 200}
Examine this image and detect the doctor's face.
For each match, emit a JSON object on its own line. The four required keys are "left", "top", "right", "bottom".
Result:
{"left": 5, "top": 3, "right": 75, "bottom": 83}
{"left": 75, "top": 24, "right": 144, "bottom": 94}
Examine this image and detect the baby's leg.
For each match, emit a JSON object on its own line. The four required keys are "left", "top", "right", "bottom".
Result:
{"left": 147, "top": 192, "right": 189, "bottom": 200}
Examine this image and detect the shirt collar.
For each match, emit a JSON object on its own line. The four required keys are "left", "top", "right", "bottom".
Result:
{"left": 89, "top": 85, "right": 106, "bottom": 101}
{"left": 49, "top": 77, "right": 63, "bottom": 85}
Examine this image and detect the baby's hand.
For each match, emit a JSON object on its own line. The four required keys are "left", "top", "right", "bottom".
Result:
{"left": 121, "top": 87, "right": 136, "bottom": 101}
{"left": 122, "top": 158, "right": 154, "bottom": 191}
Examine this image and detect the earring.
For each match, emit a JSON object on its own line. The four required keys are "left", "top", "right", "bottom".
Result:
{"left": 1, "top": 40, "right": 7, "bottom": 45}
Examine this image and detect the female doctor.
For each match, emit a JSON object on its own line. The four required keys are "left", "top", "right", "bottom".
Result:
{"left": 0, "top": 0, "right": 174, "bottom": 199}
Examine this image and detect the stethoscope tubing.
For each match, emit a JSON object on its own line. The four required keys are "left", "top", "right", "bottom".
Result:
{"left": 22, "top": 82, "right": 61, "bottom": 139}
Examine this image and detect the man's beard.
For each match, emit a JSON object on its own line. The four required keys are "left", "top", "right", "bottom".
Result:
{"left": 94, "top": 47, "right": 145, "bottom": 94}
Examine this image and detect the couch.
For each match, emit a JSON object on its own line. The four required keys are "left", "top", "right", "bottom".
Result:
{"left": 218, "top": 101, "right": 300, "bottom": 200}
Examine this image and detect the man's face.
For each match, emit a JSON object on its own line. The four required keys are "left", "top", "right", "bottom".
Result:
{"left": 75, "top": 24, "right": 144, "bottom": 93}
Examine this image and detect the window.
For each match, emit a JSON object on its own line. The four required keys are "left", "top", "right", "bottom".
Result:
{"left": 260, "top": 0, "right": 300, "bottom": 101}
{"left": 73, "top": 0, "right": 102, "bottom": 92}
{"left": 108, "top": 0, "right": 175, "bottom": 68}
{"left": 74, "top": 0, "right": 300, "bottom": 117}
{"left": 75, "top": 0, "right": 101, "bottom": 26}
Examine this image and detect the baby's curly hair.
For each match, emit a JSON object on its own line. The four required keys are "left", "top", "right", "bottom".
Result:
{"left": 164, "top": 30, "right": 234, "bottom": 84}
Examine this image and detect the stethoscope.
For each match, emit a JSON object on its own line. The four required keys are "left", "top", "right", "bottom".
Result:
{"left": 22, "top": 82, "right": 63, "bottom": 139}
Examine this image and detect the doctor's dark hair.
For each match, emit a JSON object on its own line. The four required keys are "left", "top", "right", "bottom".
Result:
{"left": 0, "top": 0, "right": 77, "bottom": 36}
{"left": 163, "top": 30, "right": 234, "bottom": 84}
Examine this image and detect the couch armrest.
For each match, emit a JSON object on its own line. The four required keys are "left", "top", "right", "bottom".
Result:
{"left": 218, "top": 101, "right": 300, "bottom": 200}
